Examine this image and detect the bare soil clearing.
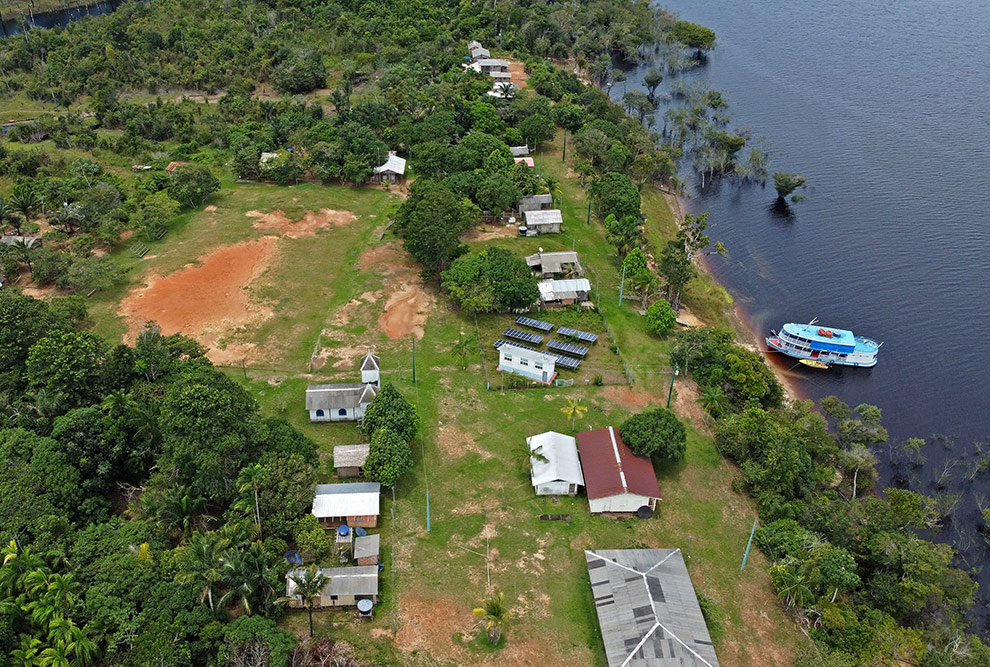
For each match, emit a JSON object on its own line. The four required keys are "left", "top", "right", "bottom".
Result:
{"left": 118, "top": 237, "right": 278, "bottom": 364}
{"left": 462, "top": 224, "right": 518, "bottom": 242}
{"left": 357, "top": 241, "right": 432, "bottom": 339}
{"left": 246, "top": 208, "right": 356, "bottom": 238}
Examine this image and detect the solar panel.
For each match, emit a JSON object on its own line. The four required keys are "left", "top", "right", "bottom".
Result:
{"left": 547, "top": 339, "right": 589, "bottom": 357}
{"left": 557, "top": 327, "right": 598, "bottom": 343}
{"left": 514, "top": 316, "right": 554, "bottom": 332}
{"left": 494, "top": 339, "right": 536, "bottom": 351}
{"left": 502, "top": 328, "right": 544, "bottom": 344}
{"left": 547, "top": 352, "right": 581, "bottom": 370}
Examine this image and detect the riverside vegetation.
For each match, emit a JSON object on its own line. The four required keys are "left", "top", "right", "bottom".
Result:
{"left": 0, "top": 0, "right": 987, "bottom": 665}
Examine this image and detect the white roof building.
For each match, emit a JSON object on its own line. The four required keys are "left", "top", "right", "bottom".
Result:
{"left": 373, "top": 151, "right": 406, "bottom": 177}
{"left": 538, "top": 278, "right": 591, "bottom": 303}
{"left": 528, "top": 431, "right": 585, "bottom": 496}
{"left": 312, "top": 482, "right": 381, "bottom": 520}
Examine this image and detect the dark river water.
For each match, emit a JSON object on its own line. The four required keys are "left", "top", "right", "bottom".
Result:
{"left": 620, "top": 0, "right": 990, "bottom": 627}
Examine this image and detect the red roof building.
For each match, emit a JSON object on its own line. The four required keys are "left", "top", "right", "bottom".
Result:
{"left": 576, "top": 426, "right": 661, "bottom": 514}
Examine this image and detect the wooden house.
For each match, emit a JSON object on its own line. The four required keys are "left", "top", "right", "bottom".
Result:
{"left": 368, "top": 151, "right": 406, "bottom": 184}
{"left": 354, "top": 534, "right": 380, "bottom": 566}
{"left": 284, "top": 566, "right": 378, "bottom": 608}
{"left": 525, "top": 251, "right": 583, "bottom": 278}
{"left": 333, "top": 444, "right": 370, "bottom": 478}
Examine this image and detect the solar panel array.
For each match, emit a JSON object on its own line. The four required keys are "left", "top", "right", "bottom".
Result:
{"left": 493, "top": 339, "right": 536, "bottom": 351}
{"left": 547, "top": 352, "right": 581, "bottom": 370}
{"left": 547, "top": 339, "right": 589, "bottom": 358}
{"left": 557, "top": 327, "right": 598, "bottom": 343}
{"left": 502, "top": 328, "right": 544, "bottom": 344}
{"left": 515, "top": 316, "right": 554, "bottom": 332}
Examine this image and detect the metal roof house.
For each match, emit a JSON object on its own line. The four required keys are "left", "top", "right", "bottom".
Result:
{"left": 509, "top": 145, "right": 531, "bottom": 157}
{"left": 477, "top": 58, "right": 510, "bottom": 73}
{"left": 312, "top": 482, "right": 381, "bottom": 528}
{"left": 306, "top": 383, "right": 377, "bottom": 422}
{"left": 354, "top": 534, "right": 381, "bottom": 566}
{"left": 333, "top": 443, "right": 370, "bottom": 478}
{"left": 528, "top": 431, "right": 585, "bottom": 496}
{"left": 285, "top": 566, "right": 379, "bottom": 608}
{"left": 498, "top": 343, "right": 556, "bottom": 385}
{"left": 577, "top": 427, "right": 661, "bottom": 514}
{"left": 523, "top": 209, "right": 562, "bottom": 234}
{"left": 368, "top": 151, "right": 406, "bottom": 184}
{"left": 470, "top": 46, "right": 491, "bottom": 61}
{"left": 518, "top": 193, "right": 552, "bottom": 212}
{"left": 586, "top": 549, "right": 720, "bottom": 667}
{"left": 526, "top": 251, "right": 583, "bottom": 278}
{"left": 538, "top": 278, "right": 591, "bottom": 306}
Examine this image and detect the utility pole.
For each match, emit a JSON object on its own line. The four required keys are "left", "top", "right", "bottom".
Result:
{"left": 619, "top": 263, "right": 627, "bottom": 306}
{"left": 412, "top": 337, "right": 417, "bottom": 384}
{"left": 666, "top": 362, "right": 679, "bottom": 408}
{"left": 586, "top": 189, "right": 592, "bottom": 225}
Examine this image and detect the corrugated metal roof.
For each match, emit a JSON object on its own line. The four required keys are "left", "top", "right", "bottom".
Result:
{"left": 306, "top": 383, "right": 377, "bottom": 411}
{"left": 528, "top": 431, "right": 585, "bottom": 487}
{"left": 509, "top": 145, "right": 531, "bottom": 157}
{"left": 286, "top": 566, "right": 379, "bottom": 597}
{"left": 586, "top": 549, "right": 720, "bottom": 667}
{"left": 538, "top": 278, "right": 591, "bottom": 302}
{"left": 525, "top": 251, "right": 582, "bottom": 275}
{"left": 373, "top": 151, "right": 406, "bottom": 175}
{"left": 312, "top": 482, "right": 381, "bottom": 518}
{"left": 333, "top": 444, "right": 370, "bottom": 469}
{"left": 354, "top": 534, "right": 380, "bottom": 559}
{"left": 576, "top": 427, "right": 661, "bottom": 501}
{"left": 524, "top": 209, "right": 563, "bottom": 227}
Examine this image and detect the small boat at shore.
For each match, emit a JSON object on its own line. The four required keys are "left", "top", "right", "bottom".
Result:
{"left": 766, "top": 318, "right": 881, "bottom": 368}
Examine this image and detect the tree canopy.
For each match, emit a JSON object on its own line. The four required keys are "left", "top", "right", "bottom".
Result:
{"left": 619, "top": 407, "right": 687, "bottom": 462}
{"left": 441, "top": 247, "right": 539, "bottom": 313}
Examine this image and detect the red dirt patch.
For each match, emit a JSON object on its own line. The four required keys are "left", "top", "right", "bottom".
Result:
{"left": 508, "top": 60, "right": 529, "bottom": 89}
{"left": 600, "top": 385, "right": 662, "bottom": 409}
{"left": 246, "top": 208, "right": 356, "bottom": 238}
{"left": 118, "top": 237, "right": 278, "bottom": 364}
{"left": 358, "top": 241, "right": 433, "bottom": 340}
{"left": 394, "top": 592, "right": 468, "bottom": 658}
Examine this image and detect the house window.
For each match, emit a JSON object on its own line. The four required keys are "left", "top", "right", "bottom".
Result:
{"left": 504, "top": 353, "right": 512, "bottom": 362}
{"left": 316, "top": 409, "right": 325, "bottom": 417}
{"left": 534, "top": 362, "right": 543, "bottom": 370}
{"left": 338, "top": 408, "right": 347, "bottom": 416}
{"left": 520, "top": 358, "right": 528, "bottom": 366}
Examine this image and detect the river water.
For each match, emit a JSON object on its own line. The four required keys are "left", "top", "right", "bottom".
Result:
{"left": 622, "top": 0, "right": 990, "bottom": 628}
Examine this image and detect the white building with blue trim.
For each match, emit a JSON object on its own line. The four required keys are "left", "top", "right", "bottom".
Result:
{"left": 498, "top": 343, "right": 556, "bottom": 385}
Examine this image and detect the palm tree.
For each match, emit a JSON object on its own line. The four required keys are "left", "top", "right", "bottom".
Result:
{"left": 11, "top": 238, "right": 35, "bottom": 273}
{"left": 278, "top": 565, "right": 330, "bottom": 638}
{"left": 9, "top": 190, "right": 40, "bottom": 228}
{"left": 631, "top": 269, "right": 660, "bottom": 310}
{"left": 0, "top": 194, "right": 15, "bottom": 232}
{"left": 176, "top": 531, "right": 227, "bottom": 612}
{"left": 45, "top": 616, "right": 98, "bottom": 667}
{"left": 235, "top": 464, "right": 267, "bottom": 539}
{"left": 473, "top": 591, "right": 514, "bottom": 644}
{"left": 142, "top": 486, "right": 209, "bottom": 543}
{"left": 542, "top": 175, "right": 563, "bottom": 208}
{"left": 771, "top": 561, "right": 815, "bottom": 611}
{"left": 451, "top": 333, "right": 472, "bottom": 370}
{"left": 26, "top": 388, "right": 63, "bottom": 425}
{"left": 560, "top": 398, "right": 588, "bottom": 432}
{"left": 699, "top": 385, "right": 729, "bottom": 419}
{"left": 219, "top": 542, "right": 276, "bottom": 616}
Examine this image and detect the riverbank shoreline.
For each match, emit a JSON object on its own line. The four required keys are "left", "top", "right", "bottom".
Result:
{"left": 664, "top": 190, "right": 809, "bottom": 405}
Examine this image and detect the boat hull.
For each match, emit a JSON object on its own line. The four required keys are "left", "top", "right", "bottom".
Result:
{"left": 766, "top": 323, "right": 880, "bottom": 368}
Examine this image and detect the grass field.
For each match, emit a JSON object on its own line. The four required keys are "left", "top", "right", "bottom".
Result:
{"left": 81, "top": 133, "right": 807, "bottom": 664}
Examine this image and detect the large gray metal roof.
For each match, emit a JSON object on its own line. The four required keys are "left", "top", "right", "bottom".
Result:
{"left": 286, "top": 566, "right": 379, "bottom": 597}
{"left": 306, "top": 383, "right": 377, "bottom": 411}
{"left": 586, "top": 549, "right": 720, "bottom": 667}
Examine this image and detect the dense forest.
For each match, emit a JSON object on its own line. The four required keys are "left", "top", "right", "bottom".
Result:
{"left": 0, "top": 0, "right": 988, "bottom": 665}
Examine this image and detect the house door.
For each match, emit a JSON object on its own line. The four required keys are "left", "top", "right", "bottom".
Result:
{"left": 542, "top": 371, "right": 548, "bottom": 383}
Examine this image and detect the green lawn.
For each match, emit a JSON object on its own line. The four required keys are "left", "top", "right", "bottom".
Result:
{"left": 81, "top": 136, "right": 805, "bottom": 663}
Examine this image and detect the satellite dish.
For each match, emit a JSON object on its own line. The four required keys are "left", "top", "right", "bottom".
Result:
{"left": 636, "top": 505, "right": 655, "bottom": 519}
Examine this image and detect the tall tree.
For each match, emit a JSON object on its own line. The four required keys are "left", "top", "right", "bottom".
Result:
{"left": 176, "top": 531, "right": 227, "bottom": 612}
{"left": 235, "top": 464, "right": 268, "bottom": 540}
{"left": 279, "top": 566, "right": 330, "bottom": 638}
{"left": 362, "top": 384, "right": 418, "bottom": 443}
{"left": 363, "top": 427, "right": 414, "bottom": 488}
{"left": 560, "top": 398, "right": 588, "bottom": 432}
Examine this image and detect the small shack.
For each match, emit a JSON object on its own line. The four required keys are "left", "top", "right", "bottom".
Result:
{"left": 538, "top": 278, "right": 591, "bottom": 306}
{"left": 165, "top": 161, "right": 188, "bottom": 174}
{"left": 586, "top": 549, "right": 720, "bottom": 667}
{"left": 509, "top": 145, "right": 531, "bottom": 157}
{"left": 333, "top": 444, "right": 370, "bottom": 478}
{"left": 523, "top": 209, "right": 562, "bottom": 234}
{"left": 518, "top": 193, "right": 552, "bottom": 213}
{"left": 525, "top": 251, "right": 583, "bottom": 278}
{"left": 354, "top": 534, "right": 381, "bottom": 566}
{"left": 306, "top": 383, "right": 378, "bottom": 422}
{"left": 528, "top": 431, "right": 585, "bottom": 496}
{"left": 576, "top": 427, "right": 661, "bottom": 514}
{"left": 498, "top": 343, "right": 556, "bottom": 385}
{"left": 368, "top": 151, "right": 406, "bottom": 184}
{"left": 284, "top": 566, "right": 379, "bottom": 609}
{"left": 312, "top": 482, "right": 381, "bottom": 528}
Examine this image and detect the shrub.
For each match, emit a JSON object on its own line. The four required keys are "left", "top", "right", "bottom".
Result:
{"left": 644, "top": 299, "right": 676, "bottom": 337}
{"left": 619, "top": 407, "right": 687, "bottom": 462}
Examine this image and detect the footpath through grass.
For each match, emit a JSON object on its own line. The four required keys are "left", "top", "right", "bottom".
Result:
{"left": 219, "top": 132, "right": 808, "bottom": 665}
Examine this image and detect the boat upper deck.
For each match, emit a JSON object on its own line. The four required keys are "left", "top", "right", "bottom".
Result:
{"left": 782, "top": 323, "right": 856, "bottom": 353}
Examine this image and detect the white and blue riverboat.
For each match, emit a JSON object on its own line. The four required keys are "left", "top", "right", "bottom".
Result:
{"left": 766, "top": 319, "right": 881, "bottom": 368}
